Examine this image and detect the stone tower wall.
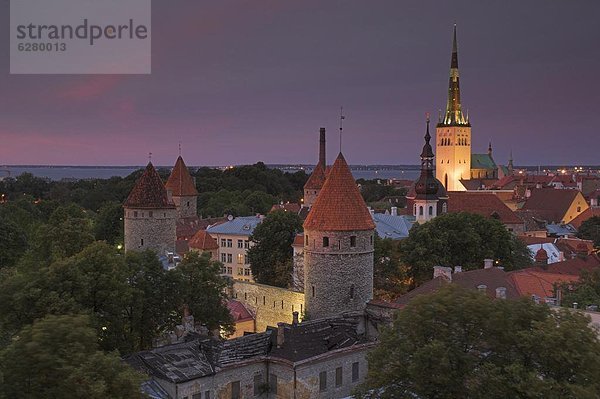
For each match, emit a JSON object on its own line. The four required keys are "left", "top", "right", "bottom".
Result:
{"left": 304, "top": 229, "right": 374, "bottom": 320}
{"left": 303, "top": 188, "right": 320, "bottom": 209}
{"left": 124, "top": 207, "right": 177, "bottom": 255}
{"left": 171, "top": 195, "right": 197, "bottom": 219}
{"left": 435, "top": 125, "right": 471, "bottom": 191}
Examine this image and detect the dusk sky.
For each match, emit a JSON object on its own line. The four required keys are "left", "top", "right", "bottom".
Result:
{"left": 1, "top": 0, "right": 599, "bottom": 167}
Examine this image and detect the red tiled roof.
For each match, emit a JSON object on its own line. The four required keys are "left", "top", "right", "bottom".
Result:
{"left": 531, "top": 254, "right": 600, "bottom": 275}
{"left": 304, "top": 153, "right": 376, "bottom": 232}
{"left": 165, "top": 156, "right": 198, "bottom": 196}
{"left": 188, "top": 230, "right": 219, "bottom": 251}
{"left": 521, "top": 188, "right": 581, "bottom": 223}
{"left": 176, "top": 216, "right": 228, "bottom": 240}
{"left": 447, "top": 192, "right": 523, "bottom": 225}
{"left": 304, "top": 162, "right": 328, "bottom": 190}
{"left": 517, "top": 236, "right": 554, "bottom": 246}
{"left": 570, "top": 207, "right": 600, "bottom": 229}
{"left": 509, "top": 270, "right": 578, "bottom": 300}
{"left": 270, "top": 203, "right": 301, "bottom": 214}
{"left": 227, "top": 300, "right": 254, "bottom": 323}
{"left": 124, "top": 163, "right": 175, "bottom": 209}
{"left": 292, "top": 233, "right": 304, "bottom": 247}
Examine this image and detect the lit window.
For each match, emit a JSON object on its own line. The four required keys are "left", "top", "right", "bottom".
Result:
{"left": 237, "top": 254, "right": 244, "bottom": 264}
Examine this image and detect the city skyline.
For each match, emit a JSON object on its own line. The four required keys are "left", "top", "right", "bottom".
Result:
{"left": 1, "top": 0, "right": 599, "bottom": 166}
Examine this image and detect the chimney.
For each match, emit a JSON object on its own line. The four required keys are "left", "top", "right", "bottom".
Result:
{"left": 454, "top": 266, "right": 462, "bottom": 273}
{"left": 559, "top": 251, "right": 565, "bottom": 262}
{"left": 391, "top": 206, "right": 398, "bottom": 216}
{"left": 483, "top": 259, "right": 494, "bottom": 269}
{"left": 433, "top": 266, "right": 452, "bottom": 281}
{"left": 495, "top": 287, "right": 507, "bottom": 299}
{"left": 277, "top": 322, "right": 285, "bottom": 348}
{"left": 591, "top": 198, "right": 598, "bottom": 207}
{"left": 292, "top": 311, "right": 299, "bottom": 326}
{"left": 319, "top": 128, "right": 326, "bottom": 167}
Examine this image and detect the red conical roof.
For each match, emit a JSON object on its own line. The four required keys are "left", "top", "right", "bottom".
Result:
{"left": 188, "top": 230, "right": 219, "bottom": 251}
{"left": 304, "top": 161, "right": 328, "bottom": 190}
{"left": 165, "top": 156, "right": 198, "bottom": 196}
{"left": 304, "top": 153, "right": 375, "bottom": 231}
{"left": 124, "top": 163, "right": 175, "bottom": 209}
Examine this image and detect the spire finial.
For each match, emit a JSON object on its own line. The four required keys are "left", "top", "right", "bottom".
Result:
{"left": 178, "top": 141, "right": 182, "bottom": 157}
{"left": 488, "top": 141, "right": 493, "bottom": 156}
{"left": 452, "top": 24, "right": 458, "bottom": 54}
{"left": 339, "top": 106, "right": 345, "bottom": 153}
{"left": 424, "top": 113, "right": 431, "bottom": 143}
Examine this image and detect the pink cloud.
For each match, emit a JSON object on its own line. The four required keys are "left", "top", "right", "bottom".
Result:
{"left": 56, "top": 75, "right": 123, "bottom": 101}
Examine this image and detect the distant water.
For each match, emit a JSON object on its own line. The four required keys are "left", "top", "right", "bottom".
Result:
{"left": 1, "top": 165, "right": 421, "bottom": 182}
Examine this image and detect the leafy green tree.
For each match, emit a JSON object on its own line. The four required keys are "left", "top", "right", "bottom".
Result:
{"left": 248, "top": 210, "right": 302, "bottom": 287}
{"left": 0, "top": 218, "right": 27, "bottom": 269}
{"left": 578, "top": 216, "right": 600, "bottom": 247}
{"left": 358, "top": 285, "right": 600, "bottom": 399}
{"left": 400, "top": 212, "right": 532, "bottom": 285}
{"left": 94, "top": 201, "right": 124, "bottom": 245}
{"left": 0, "top": 314, "right": 143, "bottom": 399}
{"left": 373, "top": 236, "right": 408, "bottom": 300}
{"left": 172, "top": 252, "right": 234, "bottom": 335}
{"left": 559, "top": 268, "right": 600, "bottom": 310}
{"left": 30, "top": 204, "right": 95, "bottom": 263}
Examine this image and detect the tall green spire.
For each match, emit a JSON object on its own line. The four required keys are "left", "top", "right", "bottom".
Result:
{"left": 439, "top": 25, "right": 469, "bottom": 127}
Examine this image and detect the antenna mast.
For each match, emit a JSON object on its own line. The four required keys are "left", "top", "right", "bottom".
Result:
{"left": 339, "top": 106, "right": 345, "bottom": 153}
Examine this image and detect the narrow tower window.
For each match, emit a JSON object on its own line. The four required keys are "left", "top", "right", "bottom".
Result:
{"left": 350, "top": 284, "right": 355, "bottom": 299}
{"left": 140, "top": 238, "right": 144, "bottom": 246}
{"left": 428, "top": 206, "right": 433, "bottom": 216}
{"left": 350, "top": 236, "right": 356, "bottom": 247}
{"left": 322, "top": 237, "right": 329, "bottom": 247}
{"left": 419, "top": 206, "right": 424, "bottom": 216}
{"left": 312, "top": 285, "right": 315, "bottom": 298}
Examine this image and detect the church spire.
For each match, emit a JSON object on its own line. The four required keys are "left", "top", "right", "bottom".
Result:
{"left": 439, "top": 24, "right": 468, "bottom": 127}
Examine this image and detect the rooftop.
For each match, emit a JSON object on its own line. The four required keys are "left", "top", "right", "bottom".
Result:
{"left": 447, "top": 191, "right": 523, "bottom": 225}
{"left": 471, "top": 153, "right": 497, "bottom": 170}
{"left": 206, "top": 215, "right": 263, "bottom": 236}
{"left": 372, "top": 213, "right": 414, "bottom": 240}
{"left": 165, "top": 156, "right": 199, "bottom": 197}
{"left": 304, "top": 153, "right": 376, "bottom": 232}
{"left": 188, "top": 230, "right": 219, "bottom": 251}
{"left": 124, "top": 163, "right": 175, "bottom": 210}
{"left": 521, "top": 188, "right": 582, "bottom": 223}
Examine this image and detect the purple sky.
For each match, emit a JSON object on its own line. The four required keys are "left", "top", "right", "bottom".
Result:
{"left": 1, "top": 0, "right": 599, "bottom": 166}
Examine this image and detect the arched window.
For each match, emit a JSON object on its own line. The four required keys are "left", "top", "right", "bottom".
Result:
{"left": 442, "top": 202, "right": 448, "bottom": 213}
{"left": 419, "top": 206, "right": 424, "bottom": 216}
{"left": 428, "top": 206, "right": 433, "bottom": 216}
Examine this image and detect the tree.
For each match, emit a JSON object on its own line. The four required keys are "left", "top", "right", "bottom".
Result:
{"left": 358, "top": 285, "right": 600, "bottom": 399}
{"left": 172, "top": 252, "right": 234, "bottom": 335}
{"left": 578, "top": 216, "right": 600, "bottom": 248}
{"left": 94, "top": 201, "right": 124, "bottom": 245}
{"left": 373, "top": 236, "right": 408, "bottom": 300}
{"left": 0, "top": 314, "right": 143, "bottom": 399}
{"left": 400, "top": 212, "right": 532, "bottom": 286}
{"left": 0, "top": 218, "right": 27, "bottom": 269}
{"left": 247, "top": 210, "right": 302, "bottom": 287}
{"left": 559, "top": 268, "right": 600, "bottom": 310}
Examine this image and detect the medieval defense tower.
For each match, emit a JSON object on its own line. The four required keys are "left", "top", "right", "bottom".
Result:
{"left": 165, "top": 156, "right": 199, "bottom": 219}
{"left": 303, "top": 153, "right": 375, "bottom": 320}
{"left": 436, "top": 25, "right": 471, "bottom": 191}
{"left": 124, "top": 162, "right": 177, "bottom": 254}
{"left": 303, "top": 128, "right": 328, "bottom": 208}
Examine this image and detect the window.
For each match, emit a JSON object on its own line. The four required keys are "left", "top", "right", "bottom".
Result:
{"left": 192, "top": 394, "right": 201, "bottom": 399}
{"left": 244, "top": 240, "right": 250, "bottom": 249}
{"left": 312, "top": 285, "right": 315, "bottom": 297}
{"left": 370, "top": 235, "right": 373, "bottom": 245}
{"left": 577, "top": 206, "right": 581, "bottom": 212}
{"left": 319, "top": 371, "right": 327, "bottom": 392}
{"left": 227, "top": 253, "right": 233, "bottom": 263}
{"left": 442, "top": 203, "right": 448, "bottom": 213}
{"left": 221, "top": 239, "right": 226, "bottom": 247}
{"left": 244, "top": 254, "right": 249, "bottom": 264}
{"left": 336, "top": 367, "right": 343, "bottom": 387}
{"left": 419, "top": 206, "right": 423, "bottom": 216}
{"left": 237, "top": 268, "right": 244, "bottom": 275}
{"left": 269, "top": 374, "right": 278, "bottom": 394}
{"left": 323, "top": 237, "right": 329, "bottom": 247}
{"left": 237, "top": 240, "right": 243, "bottom": 248}
{"left": 140, "top": 238, "right": 144, "bottom": 246}
{"left": 141, "top": 212, "right": 145, "bottom": 217}
{"left": 231, "top": 381, "right": 240, "bottom": 399}
{"left": 305, "top": 235, "right": 309, "bottom": 246}
{"left": 253, "top": 374, "right": 263, "bottom": 396}
{"left": 350, "top": 284, "right": 354, "bottom": 299}
{"left": 149, "top": 211, "right": 153, "bottom": 217}
{"left": 428, "top": 206, "right": 433, "bottom": 216}
{"left": 221, "top": 253, "right": 227, "bottom": 263}
{"left": 244, "top": 268, "right": 250, "bottom": 276}
{"left": 352, "top": 362, "right": 359, "bottom": 382}
{"left": 227, "top": 239, "right": 232, "bottom": 248}
{"left": 350, "top": 236, "right": 356, "bottom": 247}
{"left": 227, "top": 266, "right": 232, "bottom": 274}
{"left": 187, "top": 201, "right": 190, "bottom": 207}
{"left": 237, "top": 254, "right": 244, "bottom": 264}
{"left": 134, "top": 211, "right": 138, "bottom": 217}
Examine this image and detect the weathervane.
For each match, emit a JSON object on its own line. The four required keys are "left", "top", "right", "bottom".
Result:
{"left": 148, "top": 152, "right": 152, "bottom": 163}
{"left": 178, "top": 141, "right": 182, "bottom": 157}
{"left": 339, "top": 106, "right": 345, "bottom": 153}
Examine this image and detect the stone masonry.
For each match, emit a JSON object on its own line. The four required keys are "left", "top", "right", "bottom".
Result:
{"left": 124, "top": 208, "right": 177, "bottom": 255}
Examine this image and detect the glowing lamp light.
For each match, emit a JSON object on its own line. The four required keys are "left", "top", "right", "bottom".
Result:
{"left": 117, "top": 244, "right": 123, "bottom": 250}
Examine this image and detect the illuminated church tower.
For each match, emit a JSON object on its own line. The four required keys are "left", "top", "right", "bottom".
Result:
{"left": 436, "top": 25, "right": 471, "bottom": 191}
